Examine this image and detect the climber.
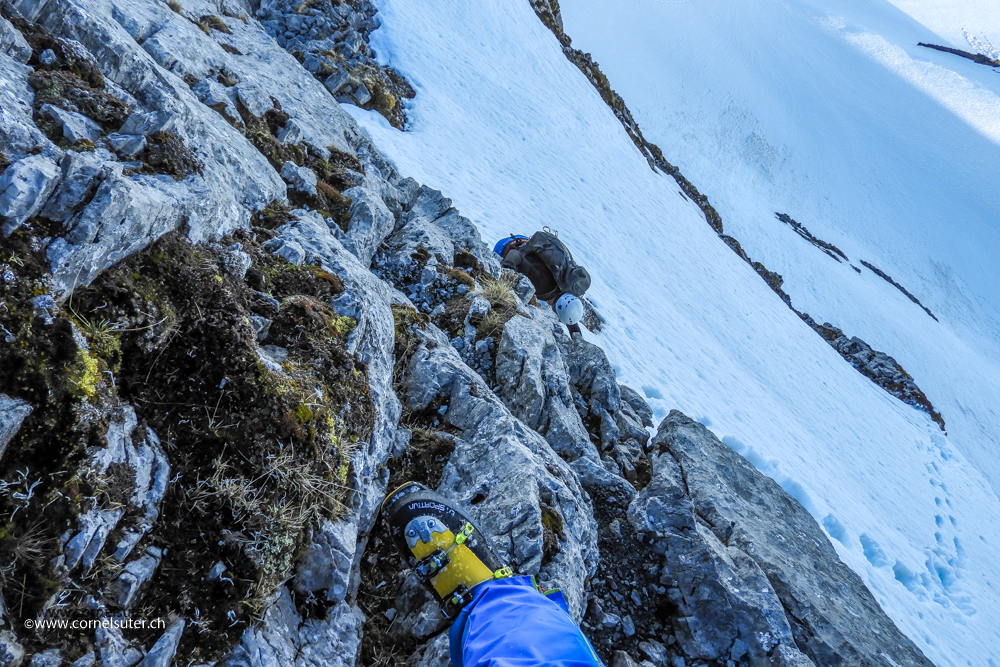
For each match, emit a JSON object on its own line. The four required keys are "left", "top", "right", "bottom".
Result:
{"left": 382, "top": 482, "right": 605, "bottom": 667}
{"left": 493, "top": 230, "right": 590, "bottom": 338}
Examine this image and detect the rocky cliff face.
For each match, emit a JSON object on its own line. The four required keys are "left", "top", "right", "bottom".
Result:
{"left": 0, "top": 1, "right": 932, "bottom": 666}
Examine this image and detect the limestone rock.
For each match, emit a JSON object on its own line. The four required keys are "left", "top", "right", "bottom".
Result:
{"left": 63, "top": 406, "right": 169, "bottom": 572}
{"left": 62, "top": 507, "right": 125, "bottom": 575}
{"left": 221, "top": 244, "right": 252, "bottom": 279}
{"left": 138, "top": 619, "right": 185, "bottom": 667}
{"left": 407, "top": 632, "right": 451, "bottom": 667}
{"left": 324, "top": 69, "right": 351, "bottom": 96}
{"left": 40, "top": 149, "right": 119, "bottom": 221}
{"left": 0, "top": 17, "right": 31, "bottom": 63}
{"left": 495, "top": 309, "right": 599, "bottom": 463}
{"left": 389, "top": 573, "right": 449, "bottom": 640}
{"left": 95, "top": 622, "right": 143, "bottom": 667}
{"left": 192, "top": 78, "right": 240, "bottom": 126}
{"left": 382, "top": 211, "right": 455, "bottom": 271}
{"left": 632, "top": 411, "right": 934, "bottom": 666}
{"left": 628, "top": 429, "right": 796, "bottom": 663}
{"left": 569, "top": 454, "right": 638, "bottom": 500}
{"left": 0, "top": 631, "right": 24, "bottom": 667}
{"left": 249, "top": 314, "right": 271, "bottom": 341}
{"left": 68, "top": 652, "right": 96, "bottom": 667}
{"left": 619, "top": 384, "right": 654, "bottom": 428}
{"left": 293, "top": 519, "right": 356, "bottom": 602}
{"left": 374, "top": 183, "right": 502, "bottom": 290}
{"left": 47, "top": 169, "right": 203, "bottom": 292}
{"left": 637, "top": 640, "right": 666, "bottom": 666}
{"left": 0, "top": 154, "right": 63, "bottom": 235}
{"left": 225, "top": 206, "right": 402, "bottom": 666}
{"left": 37, "top": 48, "right": 57, "bottom": 65}
{"left": 118, "top": 110, "right": 179, "bottom": 137}
{"left": 771, "top": 645, "right": 817, "bottom": 667}
{"left": 227, "top": 588, "right": 364, "bottom": 667}
{"left": 280, "top": 160, "right": 318, "bottom": 196}
{"left": 111, "top": 428, "right": 170, "bottom": 562}
{"left": 40, "top": 104, "right": 104, "bottom": 143}
{"left": 235, "top": 83, "right": 273, "bottom": 119}
{"left": 559, "top": 336, "right": 622, "bottom": 449}
{"left": 818, "top": 321, "right": 942, "bottom": 423}
{"left": 0, "top": 53, "right": 57, "bottom": 157}
{"left": 28, "top": 649, "right": 61, "bottom": 667}
{"left": 401, "top": 330, "right": 599, "bottom": 619}
{"left": 612, "top": 650, "right": 639, "bottom": 667}
{"left": 513, "top": 274, "right": 535, "bottom": 303}
{"left": 409, "top": 186, "right": 500, "bottom": 273}
{"left": 256, "top": 0, "right": 414, "bottom": 128}
{"left": 103, "top": 133, "right": 147, "bottom": 159}
{"left": 341, "top": 185, "right": 395, "bottom": 267}
{"left": 107, "top": 546, "right": 163, "bottom": 609}
{"left": 29, "top": 294, "right": 56, "bottom": 325}
{"left": 6, "top": 0, "right": 291, "bottom": 291}
{"left": 276, "top": 118, "right": 306, "bottom": 145}
{"left": 0, "top": 394, "right": 32, "bottom": 461}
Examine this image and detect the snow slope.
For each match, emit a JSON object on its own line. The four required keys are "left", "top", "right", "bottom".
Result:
{"left": 880, "top": 0, "right": 1000, "bottom": 50}
{"left": 556, "top": 0, "right": 1000, "bottom": 500}
{"left": 347, "top": 0, "right": 1000, "bottom": 664}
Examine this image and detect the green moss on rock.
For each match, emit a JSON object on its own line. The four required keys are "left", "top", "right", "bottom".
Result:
{"left": 1, "top": 226, "right": 374, "bottom": 663}
{"left": 27, "top": 70, "right": 128, "bottom": 127}
{"left": 135, "top": 131, "right": 202, "bottom": 180}
{"left": 236, "top": 104, "right": 357, "bottom": 231}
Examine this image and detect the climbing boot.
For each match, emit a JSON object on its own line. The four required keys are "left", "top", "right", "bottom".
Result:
{"left": 381, "top": 481, "right": 512, "bottom": 616}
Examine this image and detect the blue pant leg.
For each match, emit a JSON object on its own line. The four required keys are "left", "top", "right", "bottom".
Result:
{"left": 449, "top": 577, "right": 604, "bottom": 667}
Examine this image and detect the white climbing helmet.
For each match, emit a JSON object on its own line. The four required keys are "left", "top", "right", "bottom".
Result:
{"left": 555, "top": 293, "right": 584, "bottom": 326}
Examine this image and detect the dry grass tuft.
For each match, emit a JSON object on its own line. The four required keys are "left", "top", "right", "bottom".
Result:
{"left": 476, "top": 272, "right": 520, "bottom": 310}
{"left": 186, "top": 445, "right": 349, "bottom": 615}
{"left": 474, "top": 272, "right": 526, "bottom": 339}
{"left": 198, "top": 15, "right": 231, "bottom": 35}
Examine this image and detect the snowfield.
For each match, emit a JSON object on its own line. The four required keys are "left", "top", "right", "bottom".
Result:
{"left": 347, "top": 0, "right": 1000, "bottom": 664}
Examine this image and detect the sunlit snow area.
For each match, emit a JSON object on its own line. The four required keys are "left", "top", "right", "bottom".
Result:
{"left": 344, "top": 0, "right": 1000, "bottom": 664}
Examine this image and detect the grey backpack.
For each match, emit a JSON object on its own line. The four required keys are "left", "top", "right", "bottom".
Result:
{"left": 522, "top": 230, "right": 591, "bottom": 297}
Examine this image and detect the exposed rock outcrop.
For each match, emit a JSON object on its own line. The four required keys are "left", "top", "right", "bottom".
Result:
{"left": 401, "top": 325, "right": 599, "bottom": 618}
{"left": 774, "top": 212, "right": 848, "bottom": 263}
{"left": 496, "top": 312, "right": 599, "bottom": 463}
{"left": 256, "top": 0, "right": 415, "bottom": 128}
{"left": 917, "top": 41, "right": 1000, "bottom": 67}
{"left": 0, "top": 394, "right": 32, "bottom": 460}
{"left": 0, "top": 2, "right": 935, "bottom": 667}
{"left": 803, "top": 316, "right": 944, "bottom": 428}
{"left": 633, "top": 412, "right": 933, "bottom": 666}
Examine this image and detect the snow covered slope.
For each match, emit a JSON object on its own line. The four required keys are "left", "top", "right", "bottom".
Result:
{"left": 557, "top": 0, "right": 1000, "bottom": 503}
{"left": 881, "top": 0, "right": 1000, "bottom": 50}
{"left": 348, "top": 0, "right": 1000, "bottom": 664}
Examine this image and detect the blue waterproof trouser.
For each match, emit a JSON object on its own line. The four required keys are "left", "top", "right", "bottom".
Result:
{"left": 448, "top": 576, "right": 604, "bottom": 667}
